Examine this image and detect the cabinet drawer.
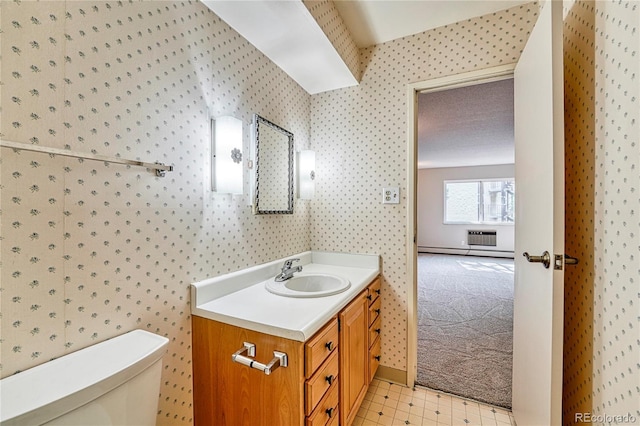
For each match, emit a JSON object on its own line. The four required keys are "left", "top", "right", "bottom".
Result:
{"left": 306, "top": 317, "right": 339, "bottom": 377}
{"left": 369, "top": 335, "right": 381, "bottom": 382}
{"left": 366, "top": 277, "right": 381, "bottom": 305}
{"left": 369, "top": 315, "right": 382, "bottom": 348}
{"left": 305, "top": 350, "right": 339, "bottom": 415}
{"left": 306, "top": 382, "right": 339, "bottom": 426}
{"left": 368, "top": 296, "right": 381, "bottom": 326}
{"left": 326, "top": 413, "right": 339, "bottom": 426}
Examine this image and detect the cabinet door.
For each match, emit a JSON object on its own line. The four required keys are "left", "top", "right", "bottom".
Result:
{"left": 192, "top": 316, "right": 305, "bottom": 426}
{"left": 339, "top": 290, "right": 369, "bottom": 426}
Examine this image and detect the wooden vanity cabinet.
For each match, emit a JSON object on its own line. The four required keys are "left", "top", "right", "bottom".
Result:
{"left": 338, "top": 277, "right": 382, "bottom": 426}
{"left": 367, "top": 277, "right": 382, "bottom": 382}
{"left": 338, "top": 290, "right": 369, "bottom": 426}
{"left": 305, "top": 318, "right": 340, "bottom": 425}
{"left": 192, "top": 276, "right": 381, "bottom": 426}
{"left": 192, "top": 316, "right": 306, "bottom": 426}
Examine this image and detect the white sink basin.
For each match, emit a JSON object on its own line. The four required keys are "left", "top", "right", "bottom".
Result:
{"left": 266, "top": 273, "right": 350, "bottom": 298}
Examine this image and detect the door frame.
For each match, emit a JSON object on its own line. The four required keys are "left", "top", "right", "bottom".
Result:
{"left": 405, "top": 64, "right": 516, "bottom": 388}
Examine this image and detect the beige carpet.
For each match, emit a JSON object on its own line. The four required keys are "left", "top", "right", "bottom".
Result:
{"left": 416, "top": 253, "right": 514, "bottom": 408}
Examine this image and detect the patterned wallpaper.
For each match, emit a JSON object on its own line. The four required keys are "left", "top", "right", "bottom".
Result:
{"left": 591, "top": 0, "right": 639, "bottom": 421}
{"left": 0, "top": 1, "right": 311, "bottom": 424}
{"left": 2, "top": 0, "right": 636, "bottom": 424}
{"left": 309, "top": 3, "right": 540, "bottom": 371}
{"left": 563, "top": 0, "right": 639, "bottom": 421}
{"left": 563, "top": 0, "right": 595, "bottom": 421}
{"left": 303, "top": 0, "right": 360, "bottom": 82}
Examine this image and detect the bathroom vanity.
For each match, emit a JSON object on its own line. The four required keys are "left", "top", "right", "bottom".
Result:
{"left": 191, "top": 251, "right": 381, "bottom": 426}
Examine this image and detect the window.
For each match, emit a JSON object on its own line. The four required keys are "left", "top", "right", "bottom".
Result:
{"left": 444, "top": 179, "right": 515, "bottom": 224}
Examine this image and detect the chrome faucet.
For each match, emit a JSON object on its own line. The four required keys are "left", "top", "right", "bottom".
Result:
{"left": 275, "top": 258, "right": 302, "bottom": 282}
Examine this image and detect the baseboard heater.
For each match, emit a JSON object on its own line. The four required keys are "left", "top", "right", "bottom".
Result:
{"left": 467, "top": 230, "right": 497, "bottom": 246}
{"left": 418, "top": 247, "right": 514, "bottom": 258}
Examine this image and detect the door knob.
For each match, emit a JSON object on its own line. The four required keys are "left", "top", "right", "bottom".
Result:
{"left": 523, "top": 251, "right": 551, "bottom": 269}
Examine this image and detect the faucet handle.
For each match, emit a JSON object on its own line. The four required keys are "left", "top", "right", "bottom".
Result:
{"left": 283, "top": 258, "right": 300, "bottom": 269}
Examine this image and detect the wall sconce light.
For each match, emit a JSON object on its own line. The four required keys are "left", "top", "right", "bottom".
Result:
{"left": 212, "top": 116, "right": 243, "bottom": 195}
{"left": 297, "top": 150, "right": 315, "bottom": 199}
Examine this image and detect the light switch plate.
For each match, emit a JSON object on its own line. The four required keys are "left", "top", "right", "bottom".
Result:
{"left": 382, "top": 187, "right": 400, "bottom": 204}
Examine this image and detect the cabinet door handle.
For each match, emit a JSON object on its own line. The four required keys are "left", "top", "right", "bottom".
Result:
{"left": 374, "top": 355, "right": 381, "bottom": 361}
{"left": 326, "top": 407, "right": 335, "bottom": 418}
{"left": 325, "top": 374, "right": 334, "bottom": 385}
{"left": 375, "top": 289, "right": 381, "bottom": 294}
{"left": 375, "top": 328, "right": 381, "bottom": 334}
{"left": 374, "top": 308, "right": 381, "bottom": 314}
{"left": 325, "top": 341, "right": 334, "bottom": 351}
{"left": 366, "top": 294, "right": 372, "bottom": 300}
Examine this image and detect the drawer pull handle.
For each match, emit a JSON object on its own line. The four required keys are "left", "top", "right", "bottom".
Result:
{"left": 366, "top": 294, "right": 372, "bottom": 300}
{"left": 374, "top": 308, "right": 381, "bottom": 314}
{"left": 326, "top": 407, "right": 335, "bottom": 418}
{"left": 374, "top": 355, "right": 381, "bottom": 361}
{"left": 325, "top": 341, "right": 334, "bottom": 351}
{"left": 231, "top": 342, "right": 288, "bottom": 375}
{"left": 375, "top": 328, "right": 381, "bottom": 334}
{"left": 375, "top": 289, "right": 381, "bottom": 294}
{"left": 325, "top": 374, "right": 334, "bottom": 385}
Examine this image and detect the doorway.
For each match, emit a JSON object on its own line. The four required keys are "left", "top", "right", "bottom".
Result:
{"left": 405, "top": 64, "right": 516, "bottom": 393}
{"left": 407, "top": 4, "right": 565, "bottom": 423}
{"left": 413, "top": 77, "right": 516, "bottom": 408}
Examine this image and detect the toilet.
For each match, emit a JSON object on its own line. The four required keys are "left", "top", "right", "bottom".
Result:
{"left": 0, "top": 330, "right": 169, "bottom": 425}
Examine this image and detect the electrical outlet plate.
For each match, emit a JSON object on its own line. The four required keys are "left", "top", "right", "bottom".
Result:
{"left": 382, "top": 187, "right": 400, "bottom": 204}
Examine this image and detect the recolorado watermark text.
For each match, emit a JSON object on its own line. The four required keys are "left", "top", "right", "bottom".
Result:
{"left": 575, "top": 413, "right": 638, "bottom": 424}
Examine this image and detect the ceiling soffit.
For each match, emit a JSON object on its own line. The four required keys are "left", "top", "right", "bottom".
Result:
{"left": 201, "top": 0, "right": 359, "bottom": 95}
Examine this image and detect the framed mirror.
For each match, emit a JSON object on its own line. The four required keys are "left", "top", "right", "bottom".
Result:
{"left": 252, "top": 114, "right": 294, "bottom": 214}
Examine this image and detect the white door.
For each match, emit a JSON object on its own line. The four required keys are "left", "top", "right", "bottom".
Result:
{"left": 512, "top": 0, "right": 564, "bottom": 425}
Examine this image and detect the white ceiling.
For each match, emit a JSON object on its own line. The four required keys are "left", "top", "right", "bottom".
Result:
{"left": 417, "top": 78, "right": 514, "bottom": 169}
{"left": 333, "top": 0, "right": 532, "bottom": 47}
{"left": 202, "top": 0, "right": 532, "bottom": 93}
{"left": 203, "top": 1, "right": 522, "bottom": 168}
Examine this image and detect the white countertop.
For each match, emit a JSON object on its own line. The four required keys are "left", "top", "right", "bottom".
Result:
{"left": 191, "top": 251, "right": 380, "bottom": 342}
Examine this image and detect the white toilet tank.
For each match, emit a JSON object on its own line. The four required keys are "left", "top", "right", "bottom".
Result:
{"left": 0, "top": 330, "right": 169, "bottom": 426}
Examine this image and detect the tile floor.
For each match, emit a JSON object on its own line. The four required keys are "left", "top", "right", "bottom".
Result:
{"left": 354, "top": 379, "right": 517, "bottom": 426}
